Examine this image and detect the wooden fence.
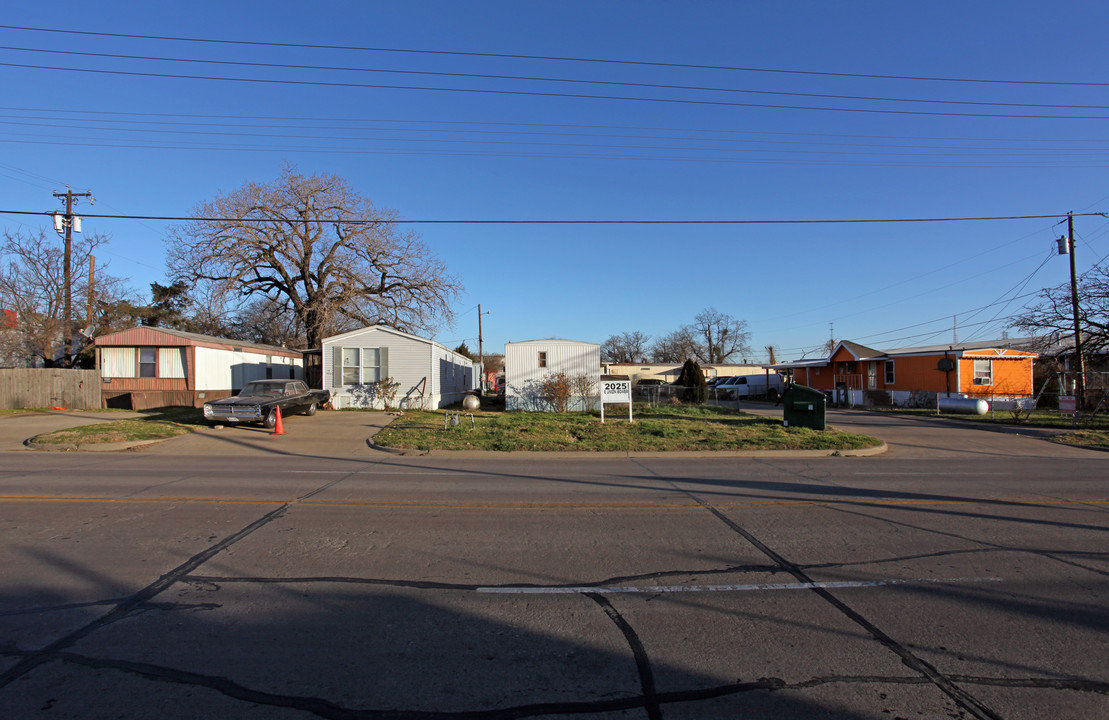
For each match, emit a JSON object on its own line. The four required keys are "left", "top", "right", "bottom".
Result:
{"left": 0, "top": 368, "right": 101, "bottom": 409}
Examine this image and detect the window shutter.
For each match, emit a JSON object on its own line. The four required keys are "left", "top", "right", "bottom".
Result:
{"left": 380, "top": 347, "right": 389, "bottom": 379}
{"left": 331, "top": 346, "right": 343, "bottom": 389}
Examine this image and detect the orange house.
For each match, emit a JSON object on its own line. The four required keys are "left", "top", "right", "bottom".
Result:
{"left": 776, "top": 339, "right": 1038, "bottom": 404}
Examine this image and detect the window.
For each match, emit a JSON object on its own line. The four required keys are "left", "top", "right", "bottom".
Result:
{"left": 159, "top": 348, "right": 186, "bottom": 379}
{"left": 973, "top": 359, "right": 992, "bottom": 385}
{"left": 362, "top": 347, "right": 381, "bottom": 384}
{"left": 884, "top": 360, "right": 895, "bottom": 385}
{"left": 101, "top": 348, "right": 135, "bottom": 378}
{"left": 338, "top": 347, "right": 383, "bottom": 386}
{"left": 342, "top": 348, "right": 361, "bottom": 385}
{"left": 538, "top": 351, "right": 547, "bottom": 368}
{"left": 138, "top": 348, "right": 157, "bottom": 378}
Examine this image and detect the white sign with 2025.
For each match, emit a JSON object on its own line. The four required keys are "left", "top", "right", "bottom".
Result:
{"left": 600, "top": 379, "right": 633, "bottom": 423}
{"left": 601, "top": 380, "right": 631, "bottom": 403}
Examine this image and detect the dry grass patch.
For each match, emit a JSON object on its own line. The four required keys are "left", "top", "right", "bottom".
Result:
{"left": 31, "top": 408, "right": 206, "bottom": 446}
{"left": 376, "top": 405, "right": 880, "bottom": 453}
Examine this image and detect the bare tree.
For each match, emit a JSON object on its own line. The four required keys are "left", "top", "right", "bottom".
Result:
{"left": 0, "top": 228, "right": 132, "bottom": 367}
{"left": 1012, "top": 264, "right": 1109, "bottom": 357}
{"left": 602, "top": 331, "right": 651, "bottom": 363}
{"left": 689, "top": 307, "right": 752, "bottom": 364}
{"left": 228, "top": 296, "right": 306, "bottom": 347}
{"left": 650, "top": 327, "right": 699, "bottom": 363}
{"left": 166, "top": 165, "right": 463, "bottom": 349}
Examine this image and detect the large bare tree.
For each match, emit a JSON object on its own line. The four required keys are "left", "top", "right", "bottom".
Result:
{"left": 650, "top": 327, "right": 699, "bottom": 363}
{"left": 0, "top": 228, "right": 131, "bottom": 367}
{"left": 690, "top": 307, "right": 747, "bottom": 363}
{"left": 690, "top": 307, "right": 751, "bottom": 364}
{"left": 1012, "top": 263, "right": 1109, "bottom": 357}
{"left": 166, "top": 166, "right": 462, "bottom": 348}
{"left": 602, "top": 330, "right": 651, "bottom": 363}
{"left": 648, "top": 309, "right": 751, "bottom": 364}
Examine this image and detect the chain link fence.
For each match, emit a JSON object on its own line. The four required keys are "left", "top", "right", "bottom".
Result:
{"left": 631, "top": 375, "right": 1109, "bottom": 428}
{"left": 633, "top": 383, "right": 781, "bottom": 409}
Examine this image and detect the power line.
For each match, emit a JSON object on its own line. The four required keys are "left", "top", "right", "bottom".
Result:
{"left": 5, "top": 45, "right": 1109, "bottom": 113}
{"left": 2, "top": 24, "right": 1105, "bottom": 87}
{"left": 8, "top": 136, "right": 1109, "bottom": 169}
{"left": 9, "top": 115, "right": 1109, "bottom": 157}
{"left": 7, "top": 106, "right": 1109, "bottom": 145}
{"left": 1, "top": 209, "right": 1100, "bottom": 224}
{"left": 7, "top": 61, "right": 1109, "bottom": 121}
{"left": 11, "top": 120, "right": 1109, "bottom": 161}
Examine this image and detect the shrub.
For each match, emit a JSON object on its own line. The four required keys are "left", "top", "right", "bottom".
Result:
{"left": 373, "top": 376, "right": 401, "bottom": 410}
{"left": 675, "top": 359, "right": 708, "bottom": 404}
{"left": 540, "top": 372, "right": 572, "bottom": 412}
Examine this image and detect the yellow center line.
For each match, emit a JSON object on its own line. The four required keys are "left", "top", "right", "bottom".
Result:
{"left": 1, "top": 496, "right": 1106, "bottom": 510}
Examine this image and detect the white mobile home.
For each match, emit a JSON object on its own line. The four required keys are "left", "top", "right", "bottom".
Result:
{"left": 322, "top": 325, "right": 477, "bottom": 409}
{"left": 505, "top": 339, "right": 601, "bottom": 411}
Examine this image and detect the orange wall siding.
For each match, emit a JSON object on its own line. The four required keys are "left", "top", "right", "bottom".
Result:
{"left": 959, "top": 358, "right": 1034, "bottom": 396}
{"left": 792, "top": 352, "right": 1035, "bottom": 396}
{"left": 801, "top": 365, "right": 834, "bottom": 389}
{"left": 885, "top": 355, "right": 954, "bottom": 393}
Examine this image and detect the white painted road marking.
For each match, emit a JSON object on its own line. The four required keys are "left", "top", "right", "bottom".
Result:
{"left": 477, "top": 576, "right": 1004, "bottom": 594}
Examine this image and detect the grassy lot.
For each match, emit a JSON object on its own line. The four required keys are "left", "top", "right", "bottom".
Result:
{"left": 30, "top": 408, "right": 206, "bottom": 446}
{"left": 1051, "top": 430, "right": 1109, "bottom": 450}
{"left": 374, "top": 405, "right": 881, "bottom": 453}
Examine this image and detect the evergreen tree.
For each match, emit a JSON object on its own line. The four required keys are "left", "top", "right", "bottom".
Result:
{"left": 676, "top": 358, "right": 708, "bottom": 404}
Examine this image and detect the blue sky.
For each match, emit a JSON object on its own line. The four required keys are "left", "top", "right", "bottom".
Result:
{"left": 2, "top": 1, "right": 1109, "bottom": 361}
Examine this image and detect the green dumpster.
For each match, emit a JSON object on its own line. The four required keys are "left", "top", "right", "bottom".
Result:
{"left": 782, "top": 383, "right": 827, "bottom": 430}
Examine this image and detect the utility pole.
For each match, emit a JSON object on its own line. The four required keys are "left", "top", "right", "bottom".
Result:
{"left": 53, "top": 188, "right": 93, "bottom": 365}
{"left": 477, "top": 304, "right": 488, "bottom": 391}
{"left": 1065, "top": 212, "right": 1086, "bottom": 406}
{"left": 87, "top": 255, "right": 96, "bottom": 330}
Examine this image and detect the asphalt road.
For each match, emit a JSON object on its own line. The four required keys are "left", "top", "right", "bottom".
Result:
{"left": 0, "top": 410, "right": 1106, "bottom": 719}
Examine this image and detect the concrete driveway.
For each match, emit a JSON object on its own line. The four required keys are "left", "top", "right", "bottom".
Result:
{"left": 138, "top": 409, "right": 395, "bottom": 458}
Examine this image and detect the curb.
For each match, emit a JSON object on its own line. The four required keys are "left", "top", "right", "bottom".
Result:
{"left": 366, "top": 441, "right": 888, "bottom": 459}
{"left": 23, "top": 437, "right": 170, "bottom": 452}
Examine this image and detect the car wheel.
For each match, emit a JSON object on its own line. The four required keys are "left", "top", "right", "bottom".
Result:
{"left": 262, "top": 409, "right": 278, "bottom": 429}
{"left": 304, "top": 402, "right": 317, "bottom": 416}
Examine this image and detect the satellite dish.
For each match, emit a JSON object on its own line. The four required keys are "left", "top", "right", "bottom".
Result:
{"left": 78, "top": 326, "right": 95, "bottom": 339}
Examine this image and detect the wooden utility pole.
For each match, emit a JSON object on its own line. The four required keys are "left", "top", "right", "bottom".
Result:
{"left": 477, "top": 303, "right": 486, "bottom": 391}
{"left": 87, "top": 255, "right": 96, "bottom": 330}
{"left": 1066, "top": 212, "right": 1087, "bottom": 406}
{"left": 53, "top": 188, "right": 93, "bottom": 365}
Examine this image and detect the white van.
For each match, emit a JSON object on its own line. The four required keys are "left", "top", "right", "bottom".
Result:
{"left": 715, "top": 373, "right": 784, "bottom": 400}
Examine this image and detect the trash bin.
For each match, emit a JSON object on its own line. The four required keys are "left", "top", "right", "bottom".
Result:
{"left": 782, "top": 383, "right": 827, "bottom": 430}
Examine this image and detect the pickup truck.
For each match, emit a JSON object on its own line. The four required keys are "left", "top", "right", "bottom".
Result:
{"left": 202, "top": 379, "right": 330, "bottom": 428}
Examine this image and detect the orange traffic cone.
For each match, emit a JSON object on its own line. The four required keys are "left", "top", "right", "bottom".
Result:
{"left": 272, "top": 406, "right": 286, "bottom": 435}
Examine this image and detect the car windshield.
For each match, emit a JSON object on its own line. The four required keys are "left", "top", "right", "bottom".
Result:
{"left": 240, "top": 382, "right": 285, "bottom": 398}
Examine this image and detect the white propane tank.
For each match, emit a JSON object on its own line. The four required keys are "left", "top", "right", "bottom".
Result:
{"left": 937, "top": 396, "right": 989, "bottom": 415}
